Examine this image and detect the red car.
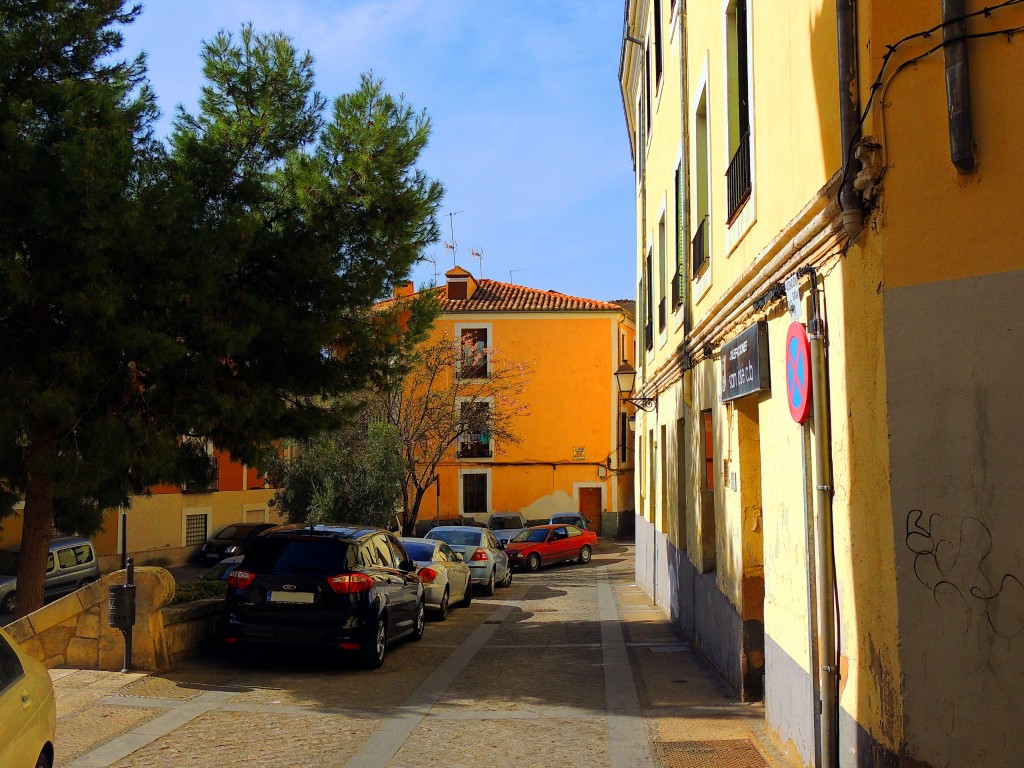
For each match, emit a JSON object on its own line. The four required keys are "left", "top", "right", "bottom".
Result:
{"left": 504, "top": 524, "right": 597, "bottom": 571}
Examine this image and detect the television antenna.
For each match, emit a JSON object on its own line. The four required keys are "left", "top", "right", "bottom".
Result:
{"left": 446, "top": 211, "right": 464, "bottom": 265}
{"left": 509, "top": 268, "right": 523, "bottom": 284}
{"left": 469, "top": 248, "right": 484, "bottom": 278}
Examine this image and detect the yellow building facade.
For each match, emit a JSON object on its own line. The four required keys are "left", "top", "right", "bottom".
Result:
{"left": 405, "top": 268, "right": 636, "bottom": 535}
{"left": 621, "top": 1, "right": 1023, "bottom": 766}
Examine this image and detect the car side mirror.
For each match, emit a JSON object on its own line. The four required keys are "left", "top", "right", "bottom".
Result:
{"left": 400, "top": 559, "right": 415, "bottom": 572}
{"left": 454, "top": 552, "right": 465, "bottom": 562}
{"left": 497, "top": 540, "right": 506, "bottom": 550}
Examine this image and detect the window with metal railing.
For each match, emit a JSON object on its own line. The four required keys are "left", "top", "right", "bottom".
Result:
{"left": 726, "top": 131, "right": 751, "bottom": 223}
{"left": 692, "top": 216, "right": 709, "bottom": 276}
{"left": 658, "top": 297, "right": 666, "bottom": 332}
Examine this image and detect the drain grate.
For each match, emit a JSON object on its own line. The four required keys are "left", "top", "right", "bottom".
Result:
{"left": 658, "top": 739, "right": 771, "bottom": 768}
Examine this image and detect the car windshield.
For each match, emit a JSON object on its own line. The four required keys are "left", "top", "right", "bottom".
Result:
{"left": 216, "top": 525, "right": 255, "bottom": 540}
{"left": 512, "top": 529, "right": 549, "bottom": 543}
{"left": 489, "top": 518, "right": 522, "bottom": 530}
{"left": 0, "top": 550, "right": 18, "bottom": 575}
{"left": 427, "top": 530, "right": 481, "bottom": 547}
{"left": 243, "top": 537, "right": 350, "bottom": 576}
{"left": 550, "top": 516, "right": 577, "bottom": 524}
{"left": 402, "top": 542, "right": 436, "bottom": 561}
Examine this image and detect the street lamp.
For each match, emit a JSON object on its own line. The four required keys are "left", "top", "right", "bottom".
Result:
{"left": 614, "top": 360, "right": 656, "bottom": 412}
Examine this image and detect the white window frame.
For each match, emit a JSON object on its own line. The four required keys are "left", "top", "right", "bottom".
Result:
{"left": 459, "top": 468, "right": 492, "bottom": 517}
{"left": 455, "top": 395, "right": 495, "bottom": 462}
{"left": 181, "top": 507, "right": 212, "bottom": 547}
{"left": 722, "top": 0, "right": 757, "bottom": 251}
{"left": 454, "top": 322, "right": 493, "bottom": 380}
{"left": 692, "top": 59, "right": 713, "bottom": 302}
{"left": 242, "top": 504, "right": 268, "bottom": 524}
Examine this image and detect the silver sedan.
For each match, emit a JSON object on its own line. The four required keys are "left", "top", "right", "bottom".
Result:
{"left": 400, "top": 538, "right": 473, "bottom": 620}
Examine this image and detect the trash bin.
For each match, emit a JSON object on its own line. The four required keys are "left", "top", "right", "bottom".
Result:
{"left": 107, "top": 584, "right": 136, "bottom": 629}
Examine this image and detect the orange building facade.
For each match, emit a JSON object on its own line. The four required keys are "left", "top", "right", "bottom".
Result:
{"left": 410, "top": 268, "right": 636, "bottom": 536}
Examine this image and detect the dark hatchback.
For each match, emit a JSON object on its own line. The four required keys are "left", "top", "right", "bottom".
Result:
{"left": 222, "top": 525, "right": 425, "bottom": 668}
{"left": 200, "top": 522, "right": 278, "bottom": 563}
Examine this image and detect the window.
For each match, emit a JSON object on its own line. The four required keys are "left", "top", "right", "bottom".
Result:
{"left": 658, "top": 214, "right": 667, "bottom": 331}
{"left": 57, "top": 547, "right": 77, "bottom": 569}
{"left": 371, "top": 536, "right": 395, "bottom": 568}
{"left": 46, "top": 553, "right": 55, "bottom": 574}
{"left": 181, "top": 436, "right": 218, "bottom": 493}
{"left": 457, "top": 401, "right": 493, "bottom": 458}
{"left": 693, "top": 85, "right": 711, "bottom": 279}
{"left": 653, "top": 0, "right": 664, "bottom": 86}
{"left": 463, "top": 473, "right": 487, "bottom": 515}
{"left": 644, "top": 45, "right": 652, "bottom": 138}
{"left": 619, "top": 411, "right": 629, "bottom": 464}
{"left": 645, "top": 250, "right": 654, "bottom": 351}
{"left": 185, "top": 513, "right": 208, "bottom": 547}
{"left": 702, "top": 410, "right": 715, "bottom": 490}
{"left": 459, "top": 327, "right": 489, "bottom": 379}
{"left": 726, "top": 0, "right": 752, "bottom": 222}
{"left": 636, "top": 94, "right": 645, "bottom": 179}
{"left": 0, "top": 634, "right": 25, "bottom": 693}
{"left": 672, "top": 161, "right": 687, "bottom": 311}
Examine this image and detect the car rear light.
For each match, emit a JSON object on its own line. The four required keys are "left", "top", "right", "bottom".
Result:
{"left": 338, "top": 642, "right": 360, "bottom": 650}
{"left": 228, "top": 569, "right": 255, "bottom": 589}
{"left": 327, "top": 572, "right": 374, "bottom": 594}
{"left": 470, "top": 548, "right": 488, "bottom": 561}
{"left": 418, "top": 567, "right": 437, "bottom": 583}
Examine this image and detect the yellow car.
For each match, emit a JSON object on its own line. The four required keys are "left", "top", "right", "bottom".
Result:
{"left": 0, "top": 627, "right": 56, "bottom": 768}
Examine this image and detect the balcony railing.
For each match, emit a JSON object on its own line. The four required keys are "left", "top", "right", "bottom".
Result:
{"left": 457, "top": 437, "right": 492, "bottom": 459}
{"left": 726, "top": 131, "right": 751, "bottom": 223}
{"left": 692, "top": 216, "right": 709, "bottom": 276}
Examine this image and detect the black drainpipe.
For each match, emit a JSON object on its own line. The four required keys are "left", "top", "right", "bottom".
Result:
{"left": 942, "top": 0, "right": 976, "bottom": 173}
{"left": 837, "top": 0, "right": 864, "bottom": 240}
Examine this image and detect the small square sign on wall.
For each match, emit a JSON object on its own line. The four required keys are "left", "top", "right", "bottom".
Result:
{"left": 573, "top": 446, "right": 585, "bottom": 461}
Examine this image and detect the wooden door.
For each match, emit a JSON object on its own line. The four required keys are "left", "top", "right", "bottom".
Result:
{"left": 578, "top": 488, "right": 602, "bottom": 537}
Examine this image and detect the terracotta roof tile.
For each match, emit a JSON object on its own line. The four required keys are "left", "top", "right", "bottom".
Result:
{"left": 440, "top": 279, "right": 624, "bottom": 313}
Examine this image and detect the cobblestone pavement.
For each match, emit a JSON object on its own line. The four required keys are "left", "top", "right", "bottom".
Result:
{"left": 51, "top": 542, "right": 795, "bottom": 768}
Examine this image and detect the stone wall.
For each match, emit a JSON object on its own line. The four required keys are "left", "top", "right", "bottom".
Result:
{"left": 160, "top": 598, "right": 222, "bottom": 665}
{"left": 2, "top": 566, "right": 178, "bottom": 672}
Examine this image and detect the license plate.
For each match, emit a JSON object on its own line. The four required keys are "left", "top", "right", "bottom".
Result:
{"left": 267, "top": 591, "right": 315, "bottom": 604}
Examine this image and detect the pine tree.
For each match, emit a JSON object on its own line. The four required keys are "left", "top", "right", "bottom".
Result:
{"left": 0, "top": 6, "right": 443, "bottom": 613}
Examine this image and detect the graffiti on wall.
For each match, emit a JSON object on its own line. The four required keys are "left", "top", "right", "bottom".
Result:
{"left": 905, "top": 509, "right": 1024, "bottom": 638}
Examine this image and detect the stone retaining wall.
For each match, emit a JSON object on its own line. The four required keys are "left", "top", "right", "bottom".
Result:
{"left": 1, "top": 567, "right": 218, "bottom": 672}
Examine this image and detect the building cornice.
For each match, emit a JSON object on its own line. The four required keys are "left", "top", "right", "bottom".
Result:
{"left": 639, "top": 171, "right": 846, "bottom": 398}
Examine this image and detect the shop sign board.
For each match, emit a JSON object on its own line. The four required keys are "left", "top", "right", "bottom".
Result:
{"left": 720, "top": 322, "right": 770, "bottom": 402}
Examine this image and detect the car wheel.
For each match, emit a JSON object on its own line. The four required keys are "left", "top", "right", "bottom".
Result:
{"left": 500, "top": 566, "right": 513, "bottom": 587}
{"left": 578, "top": 545, "right": 592, "bottom": 564}
{"left": 527, "top": 552, "right": 541, "bottom": 572}
{"left": 34, "top": 749, "right": 52, "bottom": 768}
{"left": 435, "top": 588, "right": 450, "bottom": 621}
{"left": 1, "top": 591, "right": 15, "bottom": 614}
{"left": 460, "top": 580, "right": 473, "bottom": 606}
{"left": 362, "top": 616, "right": 387, "bottom": 669}
{"left": 411, "top": 600, "right": 426, "bottom": 641}
{"left": 483, "top": 569, "right": 496, "bottom": 596}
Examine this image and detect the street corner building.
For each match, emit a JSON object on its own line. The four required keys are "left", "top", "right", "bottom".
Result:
{"left": 619, "top": 1, "right": 1023, "bottom": 767}
{"left": 384, "top": 268, "right": 637, "bottom": 536}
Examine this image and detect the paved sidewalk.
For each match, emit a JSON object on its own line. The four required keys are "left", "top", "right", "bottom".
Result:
{"left": 49, "top": 543, "right": 793, "bottom": 768}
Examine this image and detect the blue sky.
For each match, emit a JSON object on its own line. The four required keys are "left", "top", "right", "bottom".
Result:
{"left": 120, "top": 1, "right": 636, "bottom": 302}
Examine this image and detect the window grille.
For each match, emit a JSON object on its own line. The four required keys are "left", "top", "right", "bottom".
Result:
{"left": 185, "top": 514, "right": 208, "bottom": 547}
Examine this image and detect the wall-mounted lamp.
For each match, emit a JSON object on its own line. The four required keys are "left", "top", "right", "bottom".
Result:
{"left": 614, "top": 360, "right": 656, "bottom": 412}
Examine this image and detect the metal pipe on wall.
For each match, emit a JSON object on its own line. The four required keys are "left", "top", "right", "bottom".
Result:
{"left": 942, "top": 0, "right": 976, "bottom": 173}
{"left": 804, "top": 266, "right": 839, "bottom": 768}
{"left": 836, "top": 0, "right": 864, "bottom": 240}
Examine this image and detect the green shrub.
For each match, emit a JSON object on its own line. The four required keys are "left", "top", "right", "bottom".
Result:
{"left": 171, "top": 580, "right": 228, "bottom": 605}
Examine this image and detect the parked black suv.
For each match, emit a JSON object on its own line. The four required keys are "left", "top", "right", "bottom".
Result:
{"left": 223, "top": 525, "right": 425, "bottom": 668}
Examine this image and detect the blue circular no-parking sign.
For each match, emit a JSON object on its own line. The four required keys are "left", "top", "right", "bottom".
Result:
{"left": 786, "top": 322, "right": 812, "bottom": 423}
